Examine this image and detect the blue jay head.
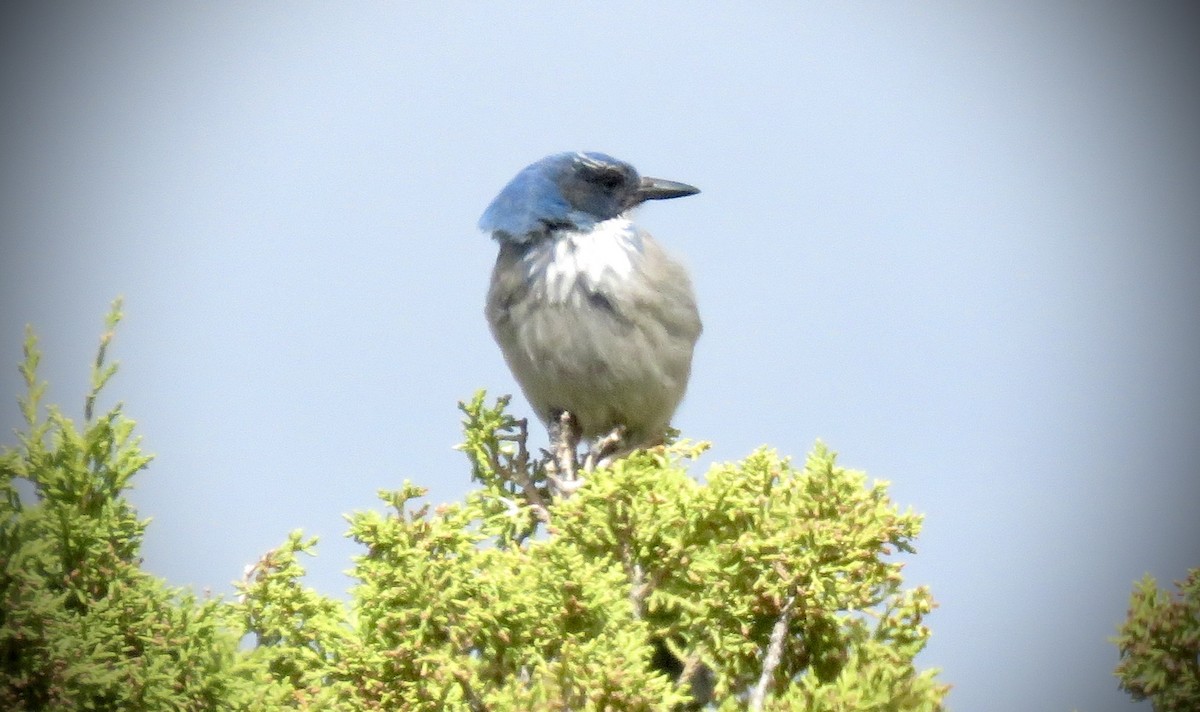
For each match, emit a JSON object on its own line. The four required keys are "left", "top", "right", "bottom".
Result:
{"left": 479, "top": 151, "right": 699, "bottom": 243}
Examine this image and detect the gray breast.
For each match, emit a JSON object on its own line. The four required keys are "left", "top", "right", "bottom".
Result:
{"left": 486, "top": 227, "right": 701, "bottom": 447}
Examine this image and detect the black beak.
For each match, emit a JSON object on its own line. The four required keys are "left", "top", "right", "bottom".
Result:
{"left": 634, "top": 176, "right": 700, "bottom": 204}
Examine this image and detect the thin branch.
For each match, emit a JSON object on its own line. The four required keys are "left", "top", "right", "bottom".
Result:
{"left": 498, "top": 418, "right": 550, "bottom": 523}
{"left": 85, "top": 298, "right": 124, "bottom": 422}
{"left": 749, "top": 594, "right": 796, "bottom": 711}
{"left": 630, "top": 567, "right": 667, "bottom": 617}
{"left": 628, "top": 560, "right": 646, "bottom": 618}
{"left": 452, "top": 665, "right": 487, "bottom": 712}
{"left": 678, "top": 652, "right": 712, "bottom": 704}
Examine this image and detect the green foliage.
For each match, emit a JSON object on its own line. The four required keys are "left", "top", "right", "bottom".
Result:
{"left": 1, "top": 305, "right": 949, "bottom": 710}
{"left": 1113, "top": 568, "right": 1200, "bottom": 711}
{"left": 0, "top": 300, "right": 255, "bottom": 710}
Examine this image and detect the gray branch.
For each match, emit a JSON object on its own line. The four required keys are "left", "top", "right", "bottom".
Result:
{"left": 749, "top": 594, "right": 796, "bottom": 711}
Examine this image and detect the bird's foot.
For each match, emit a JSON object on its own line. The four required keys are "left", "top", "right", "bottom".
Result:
{"left": 546, "top": 472, "right": 587, "bottom": 497}
{"left": 546, "top": 410, "right": 582, "bottom": 497}
{"left": 584, "top": 425, "right": 627, "bottom": 472}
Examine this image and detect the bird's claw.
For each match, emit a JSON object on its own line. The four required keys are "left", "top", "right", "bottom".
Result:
{"left": 584, "top": 425, "right": 627, "bottom": 472}
{"left": 543, "top": 415, "right": 628, "bottom": 495}
{"left": 546, "top": 410, "right": 582, "bottom": 497}
{"left": 546, "top": 472, "right": 587, "bottom": 497}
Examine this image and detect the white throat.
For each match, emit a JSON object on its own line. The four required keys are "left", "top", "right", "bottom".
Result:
{"left": 522, "top": 218, "right": 643, "bottom": 304}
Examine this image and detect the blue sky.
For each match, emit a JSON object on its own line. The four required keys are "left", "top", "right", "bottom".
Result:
{"left": 2, "top": 3, "right": 1197, "bottom": 710}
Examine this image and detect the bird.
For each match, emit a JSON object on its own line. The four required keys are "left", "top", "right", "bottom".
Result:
{"left": 480, "top": 151, "right": 702, "bottom": 459}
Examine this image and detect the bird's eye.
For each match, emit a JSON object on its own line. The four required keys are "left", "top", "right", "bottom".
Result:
{"left": 591, "top": 169, "right": 627, "bottom": 190}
